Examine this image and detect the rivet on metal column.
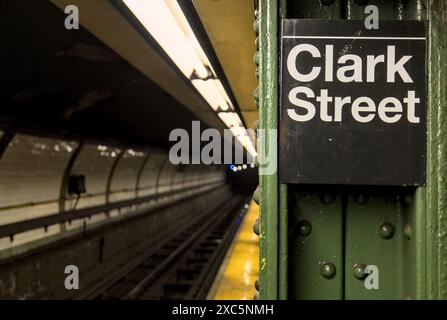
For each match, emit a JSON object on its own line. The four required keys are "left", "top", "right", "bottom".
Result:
{"left": 424, "top": 0, "right": 447, "bottom": 300}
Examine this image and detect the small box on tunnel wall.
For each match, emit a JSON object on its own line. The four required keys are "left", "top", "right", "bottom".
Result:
{"left": 68, "top": 175, "right": 87, "bottom": 195}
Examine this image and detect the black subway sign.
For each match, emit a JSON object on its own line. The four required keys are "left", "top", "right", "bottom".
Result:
{"left": 280, "top": 20, "right": 426, "bottom": 186}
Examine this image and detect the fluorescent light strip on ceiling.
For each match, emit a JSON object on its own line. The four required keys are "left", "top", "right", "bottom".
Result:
{"left": 122, "top": 0, "right": 256, "bottom": 158}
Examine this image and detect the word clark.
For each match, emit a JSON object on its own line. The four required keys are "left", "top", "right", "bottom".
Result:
{"left": 286, "top": 45, "right": 421, "bottom": 124}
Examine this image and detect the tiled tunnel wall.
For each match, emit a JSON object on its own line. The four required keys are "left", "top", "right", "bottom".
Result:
{"left": 0, "top": 131, "right": 227, "bottom": 257}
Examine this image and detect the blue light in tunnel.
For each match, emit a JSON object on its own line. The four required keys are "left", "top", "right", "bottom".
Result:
{"left": 236, "top": 216, "right": 242, "bottom": 225}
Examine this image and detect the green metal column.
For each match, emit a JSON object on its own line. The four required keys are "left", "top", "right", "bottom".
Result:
{"left": 345, "top": 0, "right": 447, "bottom": 300}
{"left": 424, "top": 0, "right": 447, "bottom": 299}
{"left": 258, "top": 0, "right": 279, "bottom": 300}
{"left": 258, "top": 0, "right": 447, "bottom": 300}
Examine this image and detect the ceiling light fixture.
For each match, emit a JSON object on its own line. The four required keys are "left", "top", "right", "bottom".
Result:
{"left": 122, "top": 0, "right": 256, "bottom": 158}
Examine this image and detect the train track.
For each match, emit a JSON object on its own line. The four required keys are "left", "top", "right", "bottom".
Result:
{"left": 77, "top": 195, "right": 248, "bottom": 300}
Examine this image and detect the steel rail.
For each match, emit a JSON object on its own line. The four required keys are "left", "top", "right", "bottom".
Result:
{"left": 124, "top": 196, "right": 240, "bottom": 300}
{"left": 184, "top": 202, "right": 244, "bottom": 300}
{"left": 74, "top": 194, "right": 225, "bottom": 300}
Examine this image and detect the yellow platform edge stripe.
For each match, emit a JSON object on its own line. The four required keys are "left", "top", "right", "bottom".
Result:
{"left": 207, "top": 201, "right": 259, "bottom": 300}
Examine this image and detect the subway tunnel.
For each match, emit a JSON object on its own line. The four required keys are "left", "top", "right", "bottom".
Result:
{"left": 2, "top": 0, "right": 445, "bottom": 304}
{"left": 0, "top": 0, "right": 259, "bottom": 300}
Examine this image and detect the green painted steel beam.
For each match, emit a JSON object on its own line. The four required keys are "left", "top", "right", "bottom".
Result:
{"left": 425, "top": 0, "right": 447, "bottom": 300}
{"left": 390, "top": 0, "right": 447, "bottom": 300}
{"left": 260, "top": 0, "right": 447, "bottom": 300}
{"left": 258, "top": 0, "right": 279, "bottom": 300}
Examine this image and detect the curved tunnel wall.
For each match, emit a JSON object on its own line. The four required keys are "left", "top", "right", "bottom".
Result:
{"left": 0, "top": 132, "right": 227, "bottom": 255}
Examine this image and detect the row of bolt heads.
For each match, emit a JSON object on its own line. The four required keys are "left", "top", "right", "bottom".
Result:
{"left": 251, "top": 188, "right": 413, "bottom": 293}
{"left": 320, "top": 262, "right": 372, "bottom": 280}
{"left": 296, "top": 220, "right": 396, "bottom": 239}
